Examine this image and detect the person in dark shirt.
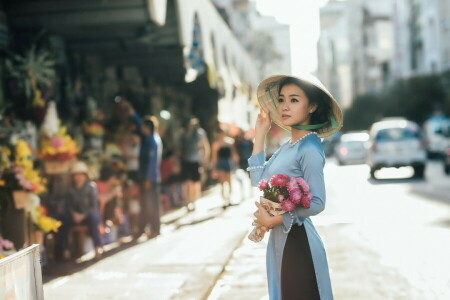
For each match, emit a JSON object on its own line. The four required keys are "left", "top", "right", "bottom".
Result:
{"left": 60, "top": 161, "right": 103, "bottom": 260}
{"left": 127, "top": 103, "right": 163, "bottom": 239}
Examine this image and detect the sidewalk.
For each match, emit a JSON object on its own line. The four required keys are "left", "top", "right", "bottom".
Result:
{"left": 43, "top": 170, "right": 257, "bottom": 300}
{"left": 43, "top": 172, "right": 255, "bottom": 283}
{"left": 207, "top": 229, "right": 269, "bottom": 300}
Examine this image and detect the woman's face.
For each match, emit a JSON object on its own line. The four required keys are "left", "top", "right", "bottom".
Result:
{"left": 72, "top": 173, "right": 87, "bottom": 187}
{"left": 277, "top": 84, "right": 316, "bottom": 127}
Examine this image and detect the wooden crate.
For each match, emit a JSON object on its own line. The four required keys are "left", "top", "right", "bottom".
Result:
{"left": 44, "top": 160, "right": 71, "bottom": 175}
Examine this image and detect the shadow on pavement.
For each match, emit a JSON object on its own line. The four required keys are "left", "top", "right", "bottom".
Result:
{"left": 43, "top": 237, "right": 142, "bottom": 283}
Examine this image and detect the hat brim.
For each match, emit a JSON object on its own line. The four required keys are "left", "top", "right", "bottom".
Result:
{"left": 256, "top": 74, "right": 343, "bottom": 138}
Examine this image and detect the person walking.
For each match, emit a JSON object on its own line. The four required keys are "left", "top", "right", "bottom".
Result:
{"left": 179, "top": 117, "right": 210, "bottom": 211}
{"left": 128, "top": 105, "right": 163, "bottom": 239}
{"left": 211, "top": 128, "right": 239, "bottom": 208}
{"left": 249, "top": 75, "right": 343, "bottom": 300}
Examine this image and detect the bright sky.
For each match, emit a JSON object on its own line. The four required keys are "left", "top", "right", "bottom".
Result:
{"left": 255, "top": 0, "right": 329, "bottom": 75}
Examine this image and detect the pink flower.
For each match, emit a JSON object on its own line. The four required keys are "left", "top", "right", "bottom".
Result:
{"left": 278, "top": 194, "right": 285, "bottom": 202}
{"left": 270, "top": 174, "right": 289, "bottom": 187}
{"left": 287, "top": 178, "right": 298, "bottom": 191}
{"left": 290, "top": 189, "right": 302, "bottom": 204}
{"left": 258, "top": 180, "right": 269, "bottom": 190}
{"left": 22, "top": 179, "right": 32, "bottom": 190}
{"left": 0, "top": 239, "right": 14, "bottom": 250}
{"left": 300, "top": 193, "right": 312, "bottom": 208}
{"left": 296, "top": 177, "right": 310, "bottom": 193}
{"left": 281, "top": 200, "right": 295, "bottom": 212}
{"left": 50, "top": 136, "right": 64, "bottom": 149}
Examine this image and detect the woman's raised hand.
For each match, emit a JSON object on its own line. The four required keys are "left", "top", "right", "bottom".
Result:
{"left": 255, "top": 108, "right": 271, "bottom": 136}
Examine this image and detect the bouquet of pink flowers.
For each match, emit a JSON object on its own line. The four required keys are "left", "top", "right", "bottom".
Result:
{"left": 248, "top": 174, "right": 312, "bottom": 242}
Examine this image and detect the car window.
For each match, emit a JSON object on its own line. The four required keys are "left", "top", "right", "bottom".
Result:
{"left": 375, "top": 128, "right": 420, "bottom": 142}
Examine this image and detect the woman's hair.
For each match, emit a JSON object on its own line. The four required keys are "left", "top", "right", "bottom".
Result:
{"left": 277, "top": 77, "right": 331, "bottom": 127}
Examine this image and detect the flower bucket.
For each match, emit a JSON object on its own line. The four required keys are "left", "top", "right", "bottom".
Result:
{"left": 12, "top": 191, "right": 30, "bottom": 210}
{"left": 248, "top": 197, "right": 286, "bottom": 243}
{"left": 44, "top": 160, "right": 71, "bottom": 175}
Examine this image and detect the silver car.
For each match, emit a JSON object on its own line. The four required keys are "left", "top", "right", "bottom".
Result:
{"left": 366, "top": 118, "right": 427, "bottom": 179}
{"left": 334, "top": 131, "right": 369, "bottom": 165}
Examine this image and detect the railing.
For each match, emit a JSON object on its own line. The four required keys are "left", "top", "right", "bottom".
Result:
{"left": 0, "top": 245, "right": 44, "bottom": 300}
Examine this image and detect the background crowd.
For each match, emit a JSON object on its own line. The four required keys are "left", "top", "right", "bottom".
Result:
{"left": 0, "top": 97, "right": 254, "bottom": 262}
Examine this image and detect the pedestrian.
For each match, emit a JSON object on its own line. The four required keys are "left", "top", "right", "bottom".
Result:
{"left": 249, "top": 74, "right": 343, "bottom": 300}
{"left": 128, "top": 104, "right": 163, "bottom": 239}
{"left": 60, "top": 161, "right": 103, "bottom": 260}
{"left": 238, "top": 129, "right": 254, "bottom": 171}
{"left": 179, "top": 117, "right": 210, "bottom": 211}
{"left": 211, "top": 128, "right": 239, "bottom": 208}
{"left": 96, "top": 166, "right": 123, "bottom": 224}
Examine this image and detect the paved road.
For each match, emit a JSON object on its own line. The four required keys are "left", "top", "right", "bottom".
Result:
{"left": 209, "top": 159, "right": 450, "bottom": 300}
{"left": 43, "top": 162, "right": 450, "bottom": 299}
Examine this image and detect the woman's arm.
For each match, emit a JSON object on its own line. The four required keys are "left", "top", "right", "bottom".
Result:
{"left": 247, "top": 109, "right": 272, "bottom": 186}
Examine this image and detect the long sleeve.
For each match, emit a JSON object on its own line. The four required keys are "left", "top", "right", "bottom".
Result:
{"left": 247, "top": 151, "right": 267, "bottom": 186}
{"left": 283, "top": 143, "right": 326, "bottom": 227}
{"left": 65, "top": 192, "right": 73, "bottom": 214}
{"left": 130, "top": 113, "right": 142, "bottom": 131}
{"left": 247, "top": 145, "right": 284, "bottom": 186}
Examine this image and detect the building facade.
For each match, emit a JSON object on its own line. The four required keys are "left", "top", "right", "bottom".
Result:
{"left": 392, "top": 0, "right": 450, "bottom": 79}
{"left": 318, "top": 0, "right": 394, "bottom": 103}
{"left": 318, "top": 0, "right": 450, "bottom": 105}
{"left": 317, "top": 0, "right": 352, "bottom": 108}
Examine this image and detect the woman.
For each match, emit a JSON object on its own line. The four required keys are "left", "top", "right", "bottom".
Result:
{"left": 211, "top": 128, "right": 239, "bottom": 208}
{"left": 60, "top": 161, "right": 103, "bottom": 260}
{"left": 249, "top": 75, "right": 343, "bottom": 300}
{"left": 180, "top": 117, "right": 210, "bottom": 211}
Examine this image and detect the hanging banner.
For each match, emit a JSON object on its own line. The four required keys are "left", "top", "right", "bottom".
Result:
{"left": 0, "top": 245, "right": 44, "bottom": 300}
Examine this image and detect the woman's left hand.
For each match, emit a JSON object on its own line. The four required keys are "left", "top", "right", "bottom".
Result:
{"left": 253, "top": 202, "right": 272, "bottom": 229}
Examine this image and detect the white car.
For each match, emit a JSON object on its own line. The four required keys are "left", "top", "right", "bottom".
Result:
{"left": 366, "top": 118, "right": 427, "bottom": 178}
{"left": 423, "top": 115, "right": 450, "bottom": 157}
{"left": 334, "top": 131, "right": 369, "bottom": 165}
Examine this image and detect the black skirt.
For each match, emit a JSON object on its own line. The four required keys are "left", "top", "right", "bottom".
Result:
{"left": 281, "top": 224, "right": 320, "bottom": 300}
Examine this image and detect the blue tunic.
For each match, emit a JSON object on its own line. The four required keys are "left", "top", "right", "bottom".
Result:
{"left": 248, "top": 134, "right": 333, "bottom": 300}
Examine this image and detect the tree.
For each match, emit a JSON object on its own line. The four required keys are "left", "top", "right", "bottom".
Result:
{"left": 343, "top": 94, "right": 383, "bottom": 131}
{"left": 344, "top": 73, "right": 449, "bottom": 131}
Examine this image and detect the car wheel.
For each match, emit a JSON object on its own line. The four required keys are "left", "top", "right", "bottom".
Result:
{"left": 445, "top": 165, "right": 450, "bottom": 175}
{"left": 413, "top": 165, "right": 425, "bottom": 178}
{"left": 370, "top": 167, "right": 377, "bottom": 179}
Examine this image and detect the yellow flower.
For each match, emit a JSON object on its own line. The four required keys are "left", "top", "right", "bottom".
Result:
{"left": 14, "top": 140, "right": 46, "bottom": 194}
{"left": 38, "top": 216, "right": 62, "bottom": 233}
{"left": 38, "top": 127, "right": 79, "bottom": 160}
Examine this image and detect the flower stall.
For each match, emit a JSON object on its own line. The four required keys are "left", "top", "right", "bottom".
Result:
{"left": 0, "top": 138, "right": 54, "bottom": 251}
{"left": 39, "top": 102, "right": 79, "bottom": 174}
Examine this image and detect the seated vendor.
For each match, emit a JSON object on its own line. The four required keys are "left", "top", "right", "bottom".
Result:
{"left": 60, "top": 161, "right": 103, "bottom": 260}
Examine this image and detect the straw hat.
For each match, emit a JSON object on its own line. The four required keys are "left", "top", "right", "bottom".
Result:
{"left": 70, "top": 161, "right": 90, "bottom": 177}
{"left": 257, "top": 74, "right": 343, "bottom": 138}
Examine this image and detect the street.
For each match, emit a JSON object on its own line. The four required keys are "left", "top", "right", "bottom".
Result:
{"left": 43, "top": 161, "right": 450, "bottom": 300}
